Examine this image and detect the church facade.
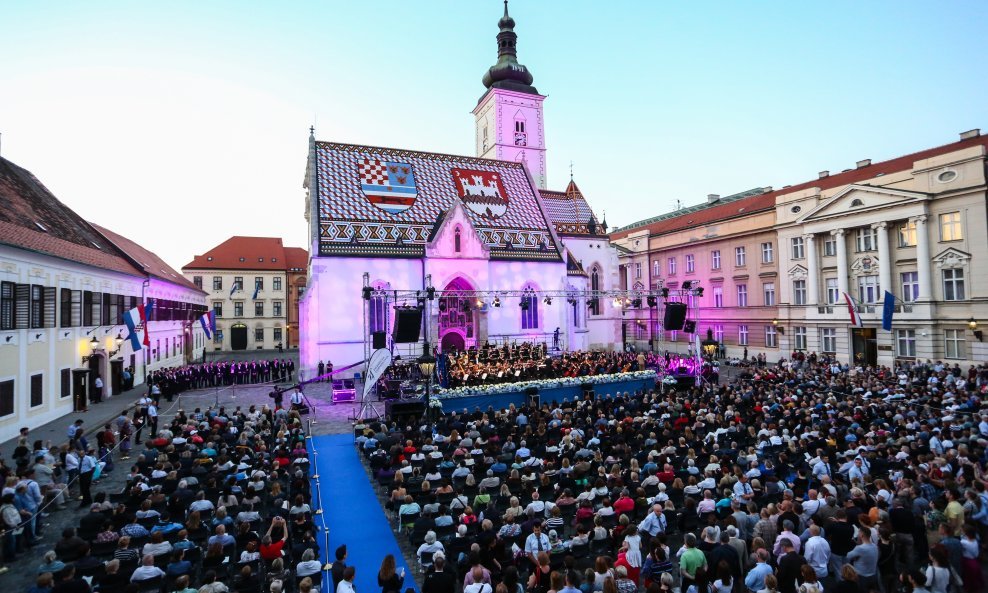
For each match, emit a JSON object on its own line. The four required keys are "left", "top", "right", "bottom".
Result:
{"left": 298, "top": 4, "right": 620, "bottom": 377}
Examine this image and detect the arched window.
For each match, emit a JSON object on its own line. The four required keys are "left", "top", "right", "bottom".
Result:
{"left": 454, "top": 227, "right": 462, "bottom": 253}
{"left": 590, "top": 266, "right": 601, "bottom": 316}
{"left": 368, "top": 281, "right": 389, "bottom": 334}
{"left": 520, "top": 284, "right": 539, "bottom": 330}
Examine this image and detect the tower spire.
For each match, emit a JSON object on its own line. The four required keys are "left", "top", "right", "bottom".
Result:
{"left": 481, "top": 0, "right": 538, "bottom": 96}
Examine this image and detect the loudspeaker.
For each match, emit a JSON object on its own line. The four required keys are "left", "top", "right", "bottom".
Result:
{"left": 385, "top": 399, "right": 426, "bottom": 423}
{"left": 663, "top": 303, "right": 687, "bottom": 331}
{"left": 371, "top": 331, "right": 387, "bottom": 349}
{"left": 683, "top": 320, "right": 697, "bottom": 333}
{"left": 393, "top": 309, "right": 422, "bottom": 343}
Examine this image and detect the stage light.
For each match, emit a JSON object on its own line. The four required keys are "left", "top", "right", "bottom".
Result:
{"left": 660, "top": 288, "right": 669, "bottom": 299}
{"left": 646, "top": 296, "right": 657, "bottom": 308}
{"left": 694, "top": 287, "right": 704, "bottom": 297}
{"left": 426, "top": 287, "right": 435, "bottom": 300}
{"left": 417, "top": 297, "right": 426, "bottom": 309}
{"left": 476, "top": 298, "right": 484, "bottom": 307}
{"left": 520, "top": 299, "right": 530, "bottom": 311}
{"left": 493, "top": 296, "right": 501, "bottom": 307}
{"left": 543, "top": 296, "right": 552, "bottom": 305}
{"left": 612, "top": 298, "right": 622, "bottom": 308}
{"left": 681, "top": 280, "right": 693, "bottom": 290}
{"left": 362, "top": 286, "right": 373, "bottom": 300}
{"left": 462, "top": 302, "right": 472, "bottom": 313}
{"left": 631, "top": 298, "right": 642, "bottom": 308}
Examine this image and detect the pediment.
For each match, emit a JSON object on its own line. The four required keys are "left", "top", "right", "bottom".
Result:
{"left": 425, "top": 202, "right": 489, "bottom": 259}
{"left": 788, "top": 264, "right": 808, "bottom": 279}
{"left": 800, "top": 185, "right": 929, "bottom": 222}
{"left": 933, "top": 247, "right": 971, "bottom": 269}
{"left": 850, "top": 255, "right": 880, "bottom": 276}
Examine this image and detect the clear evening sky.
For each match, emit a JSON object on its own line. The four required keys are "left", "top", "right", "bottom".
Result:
{"left": 2, "top": 1, "right": 986, "bottom": 270}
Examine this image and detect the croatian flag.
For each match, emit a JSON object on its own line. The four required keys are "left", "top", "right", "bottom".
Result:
{"left": 199, "top": 310, "right": 215, "bottom": 339}
{"left": 123, "top": 305, "right": 147, "bottom": 351}
{"left": 843, "top": 292, "right": 863, "bottom": 328}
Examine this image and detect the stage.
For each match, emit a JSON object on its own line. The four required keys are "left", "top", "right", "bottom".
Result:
{"left": 430, "top": 370, "right": 657, "bottom": 413}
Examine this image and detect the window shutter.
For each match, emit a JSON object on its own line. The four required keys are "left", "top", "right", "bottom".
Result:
{"left": 44, "top": 287, "right": 56, "bottom": 328}
{"left": 71, "top": 291, "right": 82, "bottom": 327}
{"left": 14, "top": 283, "right": 30, "bottom": 329}
{"left": 60, "top": 289, "right": 72, "bottom": 327}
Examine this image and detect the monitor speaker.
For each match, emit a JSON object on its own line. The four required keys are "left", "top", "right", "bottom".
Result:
{"left": 393, "top": 309, "right": 423, "bottom": 343}
{"left": 371, "top": 331, "right": 387, "bottom": 349}
{"left": 663, "top": 303, "right": 687, "bottom": 331}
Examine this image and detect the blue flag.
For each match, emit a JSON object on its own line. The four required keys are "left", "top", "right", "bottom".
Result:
{"left": 882, "top": 290, "right": 895, "bottom": 331}
{"left": 229, "top": 281, "right": 238, "bottom": 297}
{"left": 252, "top": 283, "right": 260, "bottom": 300}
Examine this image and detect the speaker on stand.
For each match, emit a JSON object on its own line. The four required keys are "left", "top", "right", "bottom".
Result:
{"left": 663, "top": 302, "right": 687, "bottom": 330}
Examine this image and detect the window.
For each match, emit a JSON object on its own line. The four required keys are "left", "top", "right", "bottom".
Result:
{"left": 0, "top": 282, "right": 13, "bottom": 330}
{"left": 856, "top": 227, "right": 877, "bottom": 252}
{"left": 571, "top": 298, "right": 583, "bottom": 328}
{"left": 765, "top": 326, "right": 778, "bottom": 348}
{"left": 212, "top": 277, "right": 222, "bottom": 291}
{"left": 944, "top": 329, "right": 965, "bottom": 359}
{"left": 30, "top": 285, "right": 43, "bottom": 328}
{"left": 896, "top": 329, "right": 916, "bottom": 358}
{"left": 521, "top": 287, "right": 539, "bottom": 329}
{"left": 193, "top": 276, "right": 203, "bottom": 289}
{"left": 791, "top": 237, "right": 805, "bottom": 259}
{"left": 255, "top": 277, "right": 264, "bottom": 291}
{"left": 939, "top": 212, "right": 962, "bottom": 241}
{"left": 761, "top": 242, "right": 774, "bottom": 263}
{"left": 635, "top": 262, "right": 642, "bottom": 279}
{"left": 60, "top": 368, "right": 71, "bottom": 398}
{"left": 273, "top": 277, "right": 282, "bottom": 291}
{"left": 793, "top": 280, "right": 807, "bottom": 305}
{"left": 590, "top": 267, "right": 601, "bottom": 316}
{"left": 942, "top": 269, "right": 965, "bottom": 301}
{"left": 668, "top": 257, "right": 676, "bottom": 275}
{"left": 821, "top": 328, "right": 837, "bottom": 353}
{"left": 685, "top": 254, "right": 695, "bottom": 273}
{"left": 793, "top": 326, "right": 807, "bottom": 350}
{"left": 254, "top": 328, "right": 264, "bottom": 342}
{"left": 857, "top": 275, "right": 880, "bottom": 303}
{"left": 713, "top": 325, "right": 724, "bottom": 343}
{"left": 652, "top": 261, "right": 660, "bottom": 277}
{"left": 900, "top": 272, "right": 919, "bottom": 302}
{"left": 234, "top": 302, "right": 244, "bottom": 317}
{"left": 273, "top": 327, "right": 283, "bottom": 342}
{"left": 273, "top": 301, "right": 283, "bottom": 317}
{"left": 60, "top": 289, "right": 72, "bottom": 327}
{"left": 738, "top": 325, "right": 749, "bottom": 346}
{"left": 898, "top": 221, "right": 917, "bottom": 247}
{"left": 213, "top": 302, "right": 223, "bottom": 318}
{"left": 254, "top": 302, "right": 264, "bottom": 316}
{"left": 713, "top": 287, "right": 723, "bottom": 308}
{"left": 30, "top": 374, "right": 42, "bottom": 408}
{"left": 736, "top": 284, "right": 748, "bottom": 307}
{"left": 233, "top": 277, "right": 243, "bottom": 292}
{"left": 735, "top": 246, "right": 746, "bottom": 267}
{"left": 711, "top": 250, "right": 721, "bottom": 270}
{"left": 826, "top": 278, "right": 840, "bottom": 304}
{"left": 763, "top": 283, "right": 776, "bottom": 306}
{"left": 0, "top": 379, "right": 12, "bottom": 417}
{"left": 156, "top": 339, "right": 161, "bottom": 361}
{"left": 823, "top": 236, "right": 837, "bottom": 257}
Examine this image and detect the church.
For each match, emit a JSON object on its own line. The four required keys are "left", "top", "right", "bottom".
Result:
{"left": 298, "top": 3, "right": 621, "bottom": 376}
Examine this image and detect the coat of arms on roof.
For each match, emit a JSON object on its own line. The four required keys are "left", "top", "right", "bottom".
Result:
{"left": 451, "top": 168, "right": 508, "bottom": 219}
{"left": 358, "top": 159, "right": 418, "bottom": 214}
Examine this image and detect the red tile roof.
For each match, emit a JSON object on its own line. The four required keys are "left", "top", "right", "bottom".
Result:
{"left": 183, "top": 236, "right": 308, "bottom": 272}
{"left": 0, "top": 220, "right": 144, "bottom": 276}
{"left": 284, "top": 247, "right": 308, "bottom": 270}
{"left": 91, "top": 224, "right": 205, "bottom": 293}
{"left": 610, "top": 134, "right": 988, "bottom": 240}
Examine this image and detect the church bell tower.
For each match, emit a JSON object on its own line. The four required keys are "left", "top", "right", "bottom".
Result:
{"left": 473, "top": 0, "right": 547, "bottom": 189}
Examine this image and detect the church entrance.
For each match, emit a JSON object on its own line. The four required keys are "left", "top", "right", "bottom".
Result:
{"left": 438, "top": 278, "right": 475, "bottom": 353}
{"left": 231, "top": 323, "right": 248, "bottom": 350}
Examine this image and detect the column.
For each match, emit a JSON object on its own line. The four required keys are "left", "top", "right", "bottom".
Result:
{"left": 833, "top": 229, "right": 848, "bottom": 298}
{"left": 874, "top": 222, "right": 892, "bottom": 298}
{"left": 804, "top": 233, "right": 819, "bottom": 305}
{"left": 913, "top": 214, "right": 933, "bottom": 301}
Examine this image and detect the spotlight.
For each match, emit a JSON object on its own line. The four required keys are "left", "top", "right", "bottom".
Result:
{"left": 660, "top": 288, "right": 669, "bottom": 299}
{"left": 612, "top": 298, "right": 622, "bottom": 308}
{"left": 543, "top": 296, "right": 552, "bottom": 305}
{"left": 694, "top": 287, "right": 704, "bottom": 297}
{"left": 426, "top": 287, "right": 435, "bottom": 300}
{"left": 438, "top": 300, "right": 447, "bottom": 312}
{"left": 646, "top": 296, "right": 657, "bottom": 308}
{"left": 462, "top": 302, "right": 471, "bottom": 313}
{"left": 493, "top": 296, "right": 501, "bottom": 307}
{"left": 631, "top": 298, "right": 642, "bottom": 308}
{"left": 476, "top": 298, "right": 484, "bottom": 307}
{"left": 520, "top": 299, "right": 530, "bottom": 311}
{"left": 362, "top": 287, "right": 373, "bottom": 301}
{"left": 416, "top": 297, "right": 426, "bottom": 309}
{"left": 681, "top": 280, "right": 693, "bottom": 290}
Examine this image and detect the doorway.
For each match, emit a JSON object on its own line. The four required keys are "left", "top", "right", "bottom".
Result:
{"left": 851, "top": 327, "right": 877, "bottom": 367}
{"left": 438, "top": 277, "right": 476, "bottom": 352}
{"left": 87, "top": 355, "right": 103, "bottom": 404}
{"left": 110, "top": 359, "right": 123, "bottom": 395}
{"left": 71, "top": 369, "right": 89, "bottom": 412}
{"left": 231, "top": 323, "right": 248, "bottom": 350}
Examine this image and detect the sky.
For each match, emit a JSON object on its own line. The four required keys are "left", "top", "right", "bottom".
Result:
{"left": 2, "top": 1, "right": 987, "bottom": 271}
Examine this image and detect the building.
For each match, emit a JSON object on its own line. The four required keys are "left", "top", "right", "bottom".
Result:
{"left": 182, "top": 237, "right": 308, "bottom": 351}
{"left": 0, "top": 156, "right": 206, "bottom": 443}
{"left": 611, "top": 130, "right": 988, "bottom": 366}
{"left": 299, "top": 4, "right": 620, "bottom": 376}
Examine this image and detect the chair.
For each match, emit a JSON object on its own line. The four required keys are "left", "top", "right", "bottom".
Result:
{"left": 418, "top": 550, "right": 435, "bottom": 573}
{"left": 399, "top": 511, "right": 419, "bottom": 532}
{"left": 90, "top": 540, "right": 118, "bottom": 558}
{"left": 134, "top": 575, "right": 164, "bottom": 593}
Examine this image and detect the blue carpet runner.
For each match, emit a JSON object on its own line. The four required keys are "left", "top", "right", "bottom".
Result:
{"left": 311, "top": 434, "right": 418, "bottom": 593}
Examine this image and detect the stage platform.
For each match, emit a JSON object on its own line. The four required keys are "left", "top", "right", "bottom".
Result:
{"left": 433, "top": 371, "right": 657, "bottom": 413}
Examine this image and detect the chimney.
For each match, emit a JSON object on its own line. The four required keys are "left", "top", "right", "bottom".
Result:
{"left": 818, "top": 170, "right": 829, "bottom": 179}
{"left": 856, "top": 159, "right": 871, "bottom": 168}
{"left": 960, "top": 128, "right": 980, "bottom": 140}
{"left": 707, "top": 193, "right": 720, "bottom": 203}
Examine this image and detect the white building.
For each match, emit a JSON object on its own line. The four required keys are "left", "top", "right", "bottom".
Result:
{"left": 0, "top": 155, "right": 206, "bottom": 443}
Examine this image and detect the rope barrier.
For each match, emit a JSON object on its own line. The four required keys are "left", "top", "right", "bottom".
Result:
{"left": 306, "top": 418, "right": 331, "bottom": 593}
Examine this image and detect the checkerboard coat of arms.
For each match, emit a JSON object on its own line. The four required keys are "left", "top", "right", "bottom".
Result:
{"left": 358, "top": 159, "right": 418, "bottom": 214}
{"left": 451, "top": 168, "right": 509, "bottom": 219}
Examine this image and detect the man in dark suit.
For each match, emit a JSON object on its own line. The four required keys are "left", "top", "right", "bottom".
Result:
{"left": 331, "top": 545, "right": 347, "bottom": 592}
{"left": 776, "top": 538, "right": 807, "bottom": 593}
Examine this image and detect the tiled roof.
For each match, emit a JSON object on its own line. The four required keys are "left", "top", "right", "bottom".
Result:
{"left": 91, "top": 224, "right": 205, "bottom": 293}
{"left": 183, "top": 236, "right": 307, "bottom": 271}
{"left": 610, "top": 133, "right": 988, "bottom": 240}
{"left": 284, "top": 247, "right": 308, "bottom": 270}
{"left": 0, "top": 156, "right": 145, "bottom": 276}
{"left": 314, "top": 141, "right": 562, "bottom": 261}
{"left": 539, "top": 180, "right": 604, "bottom": 237}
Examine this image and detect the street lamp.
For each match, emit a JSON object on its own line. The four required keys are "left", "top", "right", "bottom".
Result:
{"left": 418, "top": 343, "right": 437, "bottom": 418}
{"left": 970, "top": 318, "right": 983, "bottom": 342}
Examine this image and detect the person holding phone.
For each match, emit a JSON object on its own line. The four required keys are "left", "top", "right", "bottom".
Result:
{"left": 378, "top": 554, "right": 405, "bottom": 593}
